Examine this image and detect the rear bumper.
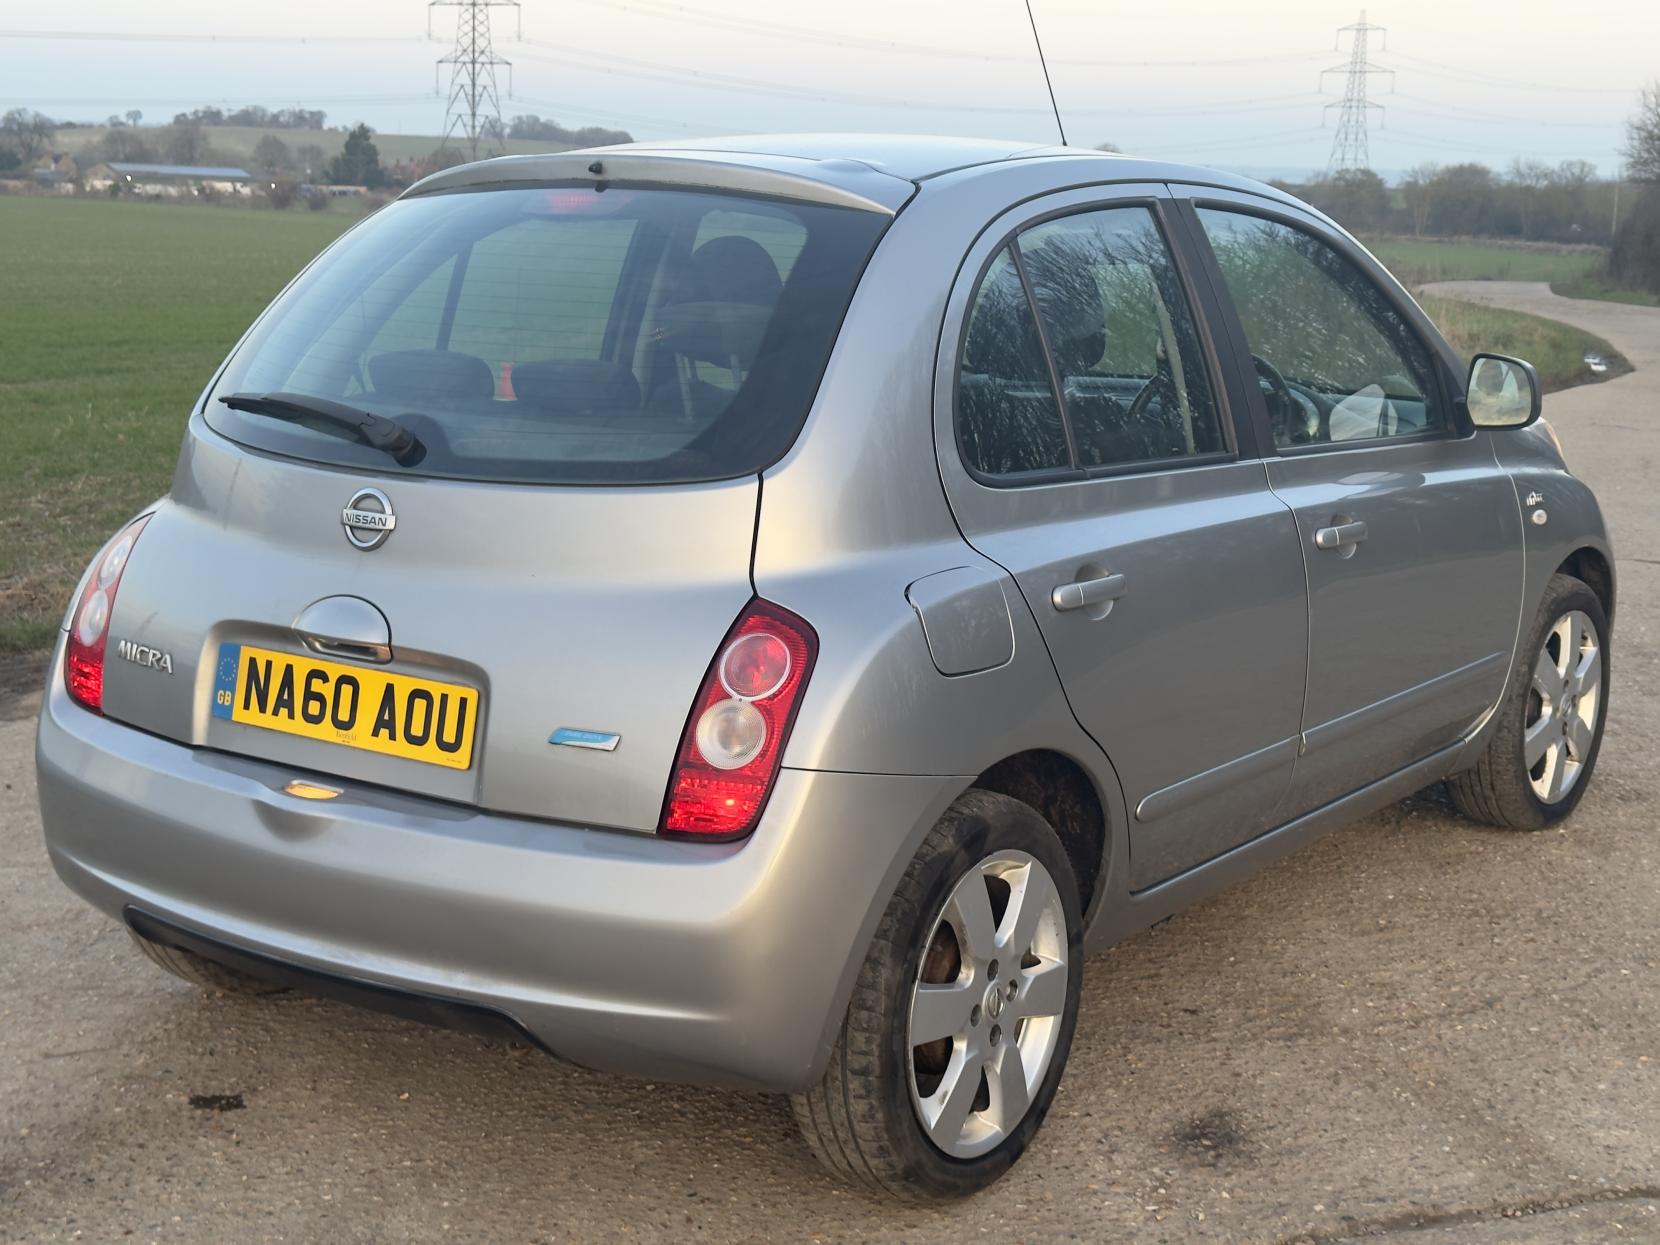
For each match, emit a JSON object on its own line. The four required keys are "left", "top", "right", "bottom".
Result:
{"left": 35, "top": 642, "right": 962, "bottom": 1091}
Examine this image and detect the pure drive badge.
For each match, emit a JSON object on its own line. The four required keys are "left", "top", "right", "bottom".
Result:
{"left": 342, "top": 487, "right": 396, "bottom": 550}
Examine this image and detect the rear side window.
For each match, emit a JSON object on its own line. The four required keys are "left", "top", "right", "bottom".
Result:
{"left": 956, "top": 205, "right": 1224, "bottom": 481}
{"left": 206, "top": 186, "right": 888, "bottom": 484}
{"left": 957, "top": 247, "right": 1071, "bottom": 476}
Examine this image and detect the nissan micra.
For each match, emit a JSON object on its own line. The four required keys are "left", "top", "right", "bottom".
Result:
{"left": 37, "top": 135, "right": 1614, "bottom": 1200}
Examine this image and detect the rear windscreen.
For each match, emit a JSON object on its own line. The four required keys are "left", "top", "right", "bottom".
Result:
{"left": 204, "top": 184, "right": 890, "bottom": 484}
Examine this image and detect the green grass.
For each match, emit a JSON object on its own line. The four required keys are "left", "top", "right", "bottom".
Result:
{"left": 1418, "top": 294, "right": 1628, "bottom": 393}
{"left": 0, "top": 196, "right": 358, "bottom": 652}
{"left": 1364, "top": 235, "right": 1660, "bottom": 308}
{"left": 51, "top": 125, "right": 577, "bottom": 169}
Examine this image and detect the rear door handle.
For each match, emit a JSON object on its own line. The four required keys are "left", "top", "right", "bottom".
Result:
{"left": 1051, "top": 572, "right": 1128, "bottom": 612}
{"left": 1313, "top": 520, "right": 1368, "bottom": 551}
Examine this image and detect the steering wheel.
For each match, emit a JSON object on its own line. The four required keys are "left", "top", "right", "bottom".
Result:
{"left": 1252, "top": 354, "right": 1317, "bottom": 446}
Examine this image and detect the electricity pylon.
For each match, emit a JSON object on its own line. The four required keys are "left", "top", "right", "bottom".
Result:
{"left": 1322, "top": 10, "right": 1394, "bottom": 174}
{"left": 431, "top": 0, "right": 520, "bottom": 160}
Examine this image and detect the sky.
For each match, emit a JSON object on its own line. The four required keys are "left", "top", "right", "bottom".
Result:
{"left": 3, "top": 0, "right": 1656, "bottom": 179}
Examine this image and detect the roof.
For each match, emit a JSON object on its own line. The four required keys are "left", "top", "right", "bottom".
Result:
{"left": 405, "top": 133, "right": 1296, "bottom": 216}
{"left": 107, "top": 162, "right": 253, "bottom": 179}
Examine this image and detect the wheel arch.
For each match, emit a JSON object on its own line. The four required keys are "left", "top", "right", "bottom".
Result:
{"left": 971, "top": 749, "right": 1111, "bottom": 923}
{"left": 1558, "top": 545, "right": 1615, "bottom": 622}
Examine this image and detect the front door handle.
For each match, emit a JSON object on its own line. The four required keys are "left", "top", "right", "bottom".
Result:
{"left": 1313, "top": 520, "right": 1368, "bottom": 551}
{"left": 1051, "top": 572, "right": 1128, "bottom": 613}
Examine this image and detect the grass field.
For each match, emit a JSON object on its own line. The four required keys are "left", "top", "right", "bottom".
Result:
{"left": 1364, "top": 235, "right": 1660, "bottom": 308}
{"left": 0, "top": 196, "right": 358, "bottom": 652}
{"left": 1417, "top": 295, "right": 1627, "bottom": 393}
{"left": 51, "top": 125, "right": 577, "bottom": 169}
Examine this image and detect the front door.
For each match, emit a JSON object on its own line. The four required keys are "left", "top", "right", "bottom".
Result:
{"left": 936, "top": 190, "right": 1310, "bottom": 889}
{"left": 1188, "top": 199, "right": 1524, "bottom": 812}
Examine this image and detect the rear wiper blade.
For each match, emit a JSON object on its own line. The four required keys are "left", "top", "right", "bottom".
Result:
{"left": 218, "top": 392, "right": 425, "bottom": 465}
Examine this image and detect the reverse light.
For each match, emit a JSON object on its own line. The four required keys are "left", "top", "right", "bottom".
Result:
{"left": 661, "top": 600, "right": 817, "bottom": 840}
{"left": 65, "top": 515, "right": 152, "bottom": 713}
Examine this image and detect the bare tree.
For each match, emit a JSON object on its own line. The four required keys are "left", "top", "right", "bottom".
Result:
{"left": 1400, "top": 163, "right": 1438, "bottom": 237}
{"left": 1627, "top": 81, "right": 1660, "bottom": 183}
{"left": 1, "top": 108, "right": 56, "bottom": 163}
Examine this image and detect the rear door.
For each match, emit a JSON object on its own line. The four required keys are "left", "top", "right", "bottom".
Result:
{"left": 98, "top": 180, "right": 891, "bottom": 831}
{"left": 936, "top": 186, "right": 1311, "bottom": 889}
{"left": 1182, "top": 192, "right": 1523, "bottom": 813}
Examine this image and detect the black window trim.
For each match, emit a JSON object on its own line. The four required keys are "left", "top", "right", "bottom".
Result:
{"left": 951, "top": 194, "right": 1244, "bottom": 491}
{"left": 1174, "top": 190, "right": 1473, "bottom": 459}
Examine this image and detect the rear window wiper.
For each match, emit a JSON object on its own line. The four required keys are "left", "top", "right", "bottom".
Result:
{"left": 218, "top": 392, "right": 425, "bottom": 466}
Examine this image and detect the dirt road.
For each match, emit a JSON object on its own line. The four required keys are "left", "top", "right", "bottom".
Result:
{"left": 2, "top": 281, "right": 1657, "bottom": 1242}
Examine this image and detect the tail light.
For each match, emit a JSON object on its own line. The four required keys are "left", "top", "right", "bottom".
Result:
{"left": 661, "top": 599, "right": 817, "bottom": 840}
{"left": 65, "top": 515, "right": 152, "bottom": 714}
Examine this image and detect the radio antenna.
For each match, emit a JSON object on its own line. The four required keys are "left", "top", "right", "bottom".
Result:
{"left": 1023, "top": 0, "right": 1068, "bottom": 146}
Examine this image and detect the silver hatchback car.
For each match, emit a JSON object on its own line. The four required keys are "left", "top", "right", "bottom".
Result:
{"left": 37, "top": 135, "right": 1613, "bottom": 1200}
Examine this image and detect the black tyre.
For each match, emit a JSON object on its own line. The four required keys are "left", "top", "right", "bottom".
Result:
{"left": 791, "top": 789, "right": 1084, "bottom": 1201}
{"left": 1448, "top": 573, "right": 1610, "bottom": 829}
{"left": 128, "top": 929, "right": 288, "bottom": 996}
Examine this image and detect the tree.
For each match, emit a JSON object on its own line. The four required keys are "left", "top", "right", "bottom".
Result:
{"left": 96, "top": 127, "right": 157, "bottom": 162}
{"left": 1505, "top": 159, "right": 1552, "bottom": 239}
{"left": 0, "top": 108, "right": 56, "bottom": 163}
{"left": 1095, "top": 142, "right": 1122, "bottom": 153}
{"left": 1426, "top": 163, "right": 1497, "bottom": 236}
{"left": 505, "top": 114, "right": 632, "bottom": 146}
{"left": 1400, "top": 163, "right": 1438, "bottom": 237}
{"left": 326, "top": 123, "right": 386, "bottom": 188}
{"left": 295, "top": 143, "right": 327, "bottom": 181}
{"left": 164, "top": 122, "right": 210, "bottom": 165}
{"left": 1626, "top": 81, "right": 1660, "bottom": 183}
{"left": 125, "top": 109, "right": 143, "bottom": 128}
{"left": 1305, "top": 168, "right": 1389, "bottom": 232}
{"left": 252, "top": 134, "right": 293, "bottom": 174}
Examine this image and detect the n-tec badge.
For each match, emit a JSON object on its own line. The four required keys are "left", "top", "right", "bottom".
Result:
{"left": 342, "top": 487, "right": 396, "bottom": 550}
{"left": 116, "top": 639, "right": 173, "bottom": 674}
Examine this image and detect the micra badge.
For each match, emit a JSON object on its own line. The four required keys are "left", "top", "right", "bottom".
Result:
{"left": 116, "top": 639, "right": 174, "bottom": 674}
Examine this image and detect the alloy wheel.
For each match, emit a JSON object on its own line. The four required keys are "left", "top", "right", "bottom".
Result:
{"left": 1526, "top": 608, "right": 1602, "bottom": 804}
{"left": 906, "top": 849, "right": 1069, "bottom": 1159}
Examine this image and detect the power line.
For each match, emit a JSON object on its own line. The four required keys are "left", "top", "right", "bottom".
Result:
{"left": 554, "top": 0, "right": 1329, "bottom": 70}
{"left": 0, "top": 28, "right": 423, "bottom": 45}
{"left": 430, "top": 0, "right": 518, "bottom": 159}
{"left": 1385, "top": 51, "right": 1636, "bottom": 97}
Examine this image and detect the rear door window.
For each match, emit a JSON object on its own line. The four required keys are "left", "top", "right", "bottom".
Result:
{"left": 954, "top": 204, "right": 1225, "bottom": 482}
{"left": 207, "top": 186, "right": 889, "bottom": 484}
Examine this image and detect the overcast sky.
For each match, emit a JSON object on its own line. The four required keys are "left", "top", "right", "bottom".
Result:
{"left": 4, "top": 0, "right": 1656, "bottom": 177}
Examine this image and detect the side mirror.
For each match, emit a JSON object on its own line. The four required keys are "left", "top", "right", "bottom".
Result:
{"left": 1466, "top": 353, "right": 1541, "bottom": 429}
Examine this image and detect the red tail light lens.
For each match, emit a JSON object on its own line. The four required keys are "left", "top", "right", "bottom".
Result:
{"left": 65, "top": 515, "right": 152, "bottom": 714}
{"left": 661, "top": 599, "right": 817, "bottom": 840}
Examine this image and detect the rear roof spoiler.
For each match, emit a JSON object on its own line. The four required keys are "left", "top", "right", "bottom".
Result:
{"left": 403, "top": 149, "right": 915, "bottom": 216}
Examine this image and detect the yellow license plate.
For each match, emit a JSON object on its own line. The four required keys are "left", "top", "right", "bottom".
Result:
{"left": 211, "top": 643, "right": 479, "bottom": 770}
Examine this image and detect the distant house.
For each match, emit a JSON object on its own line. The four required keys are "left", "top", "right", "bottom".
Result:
{"left": 92, "top": 161, "right": 255, "bottom": 197}
{"left": 31, "top": 152, "right": 79, "bottom": 193}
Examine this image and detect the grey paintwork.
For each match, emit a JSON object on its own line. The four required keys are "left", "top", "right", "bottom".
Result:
{"left": 35, "top": 135, "right": 1613, "bottom": 1094}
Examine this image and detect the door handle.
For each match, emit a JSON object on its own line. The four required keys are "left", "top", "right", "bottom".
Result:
{"left": 1051, "top": 572, "right": 1128, "bottom": 613}
{"left": 1313, "top": 520, "right": 1368, "bottom": 551}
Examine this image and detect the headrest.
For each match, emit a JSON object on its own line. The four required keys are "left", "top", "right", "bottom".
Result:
{"left": 672, "top": 235, "right": 783, "bottom": 309}
{"left": 511, "top": 360, "right": 642, "bottom": 415}
{"left": 658, "top": 235, "right": 784, "bottom": 368}
{"left": 369, "top": 350, "right": 495, "bottom": 402}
